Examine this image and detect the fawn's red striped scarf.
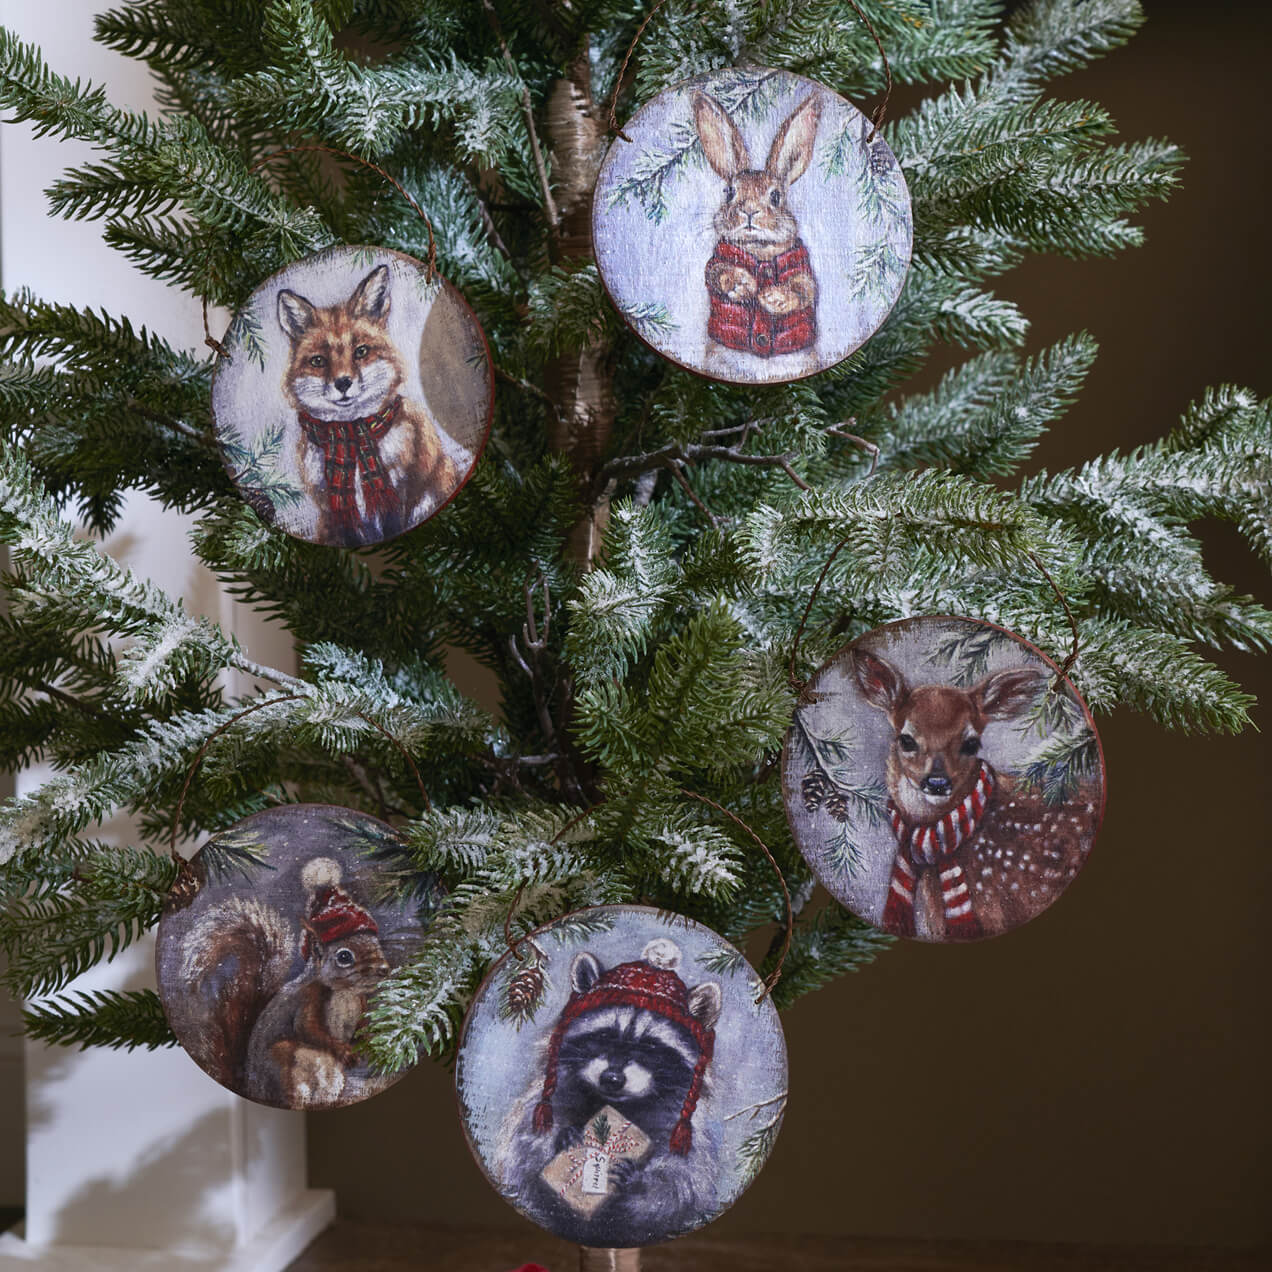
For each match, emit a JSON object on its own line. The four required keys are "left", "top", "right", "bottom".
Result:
{"left": 881, "top": 761, "right": 993, "bottom": 941}
{"left": 298, "top": 394, "right": 403, "bottom": 535}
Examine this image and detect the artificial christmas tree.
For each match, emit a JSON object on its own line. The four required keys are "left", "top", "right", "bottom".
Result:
{"left": 0, "top": 0, "right": 1268, "bottom": 1264}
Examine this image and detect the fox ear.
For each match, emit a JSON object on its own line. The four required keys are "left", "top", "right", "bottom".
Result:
{"left": 972, "top": 666, "right": 1043, "bottom": 723}
{"left": 277, "top": 289, "right": 316, "bottom": 341}
{"left": 694, "top": 92, "right": 749, "bottom": 180}
{"left": 766, "top": 93, "right": 821, "bottom": 186}
{"left": 688, "top": 982, "right": 722, "bottom": 1031}
{"left": 349, "top": 264, "right": 391, "bottom": 322}
{"left": 852, "top": 649, "right": 906, "bottom": 715}
{"left": 571, "top": 952, "right": 603, "bottom": 994}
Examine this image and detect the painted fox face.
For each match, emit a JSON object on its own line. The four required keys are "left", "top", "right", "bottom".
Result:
{"left": 277, "top": 265, "right": 404, "bottom": 421}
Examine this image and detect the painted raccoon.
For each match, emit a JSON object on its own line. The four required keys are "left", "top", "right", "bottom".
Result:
{"left": 497, "top": 938, "right": 723, "bottom": 1247}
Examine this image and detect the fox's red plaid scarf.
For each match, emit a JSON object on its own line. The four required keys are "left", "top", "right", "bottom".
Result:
{"left": 298, "top": 394, "right": 403, "bottom": 534}
{"left": 881, "top": 761, "right": 994, "bottom": 941}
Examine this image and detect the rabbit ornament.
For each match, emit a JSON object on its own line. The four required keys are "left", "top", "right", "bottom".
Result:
{"left": 592, "top": 68, "right": 912, "bottom": 386}
{"left": 694, "top": 90, "right": 822, "bottom": 363}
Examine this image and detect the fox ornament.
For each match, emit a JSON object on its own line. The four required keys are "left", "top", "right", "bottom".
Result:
{"left": 594, "top": 67, "right": 911, "bottom": 384}
{"left": 212, "top": 245, "right": 492, "bottom": 547}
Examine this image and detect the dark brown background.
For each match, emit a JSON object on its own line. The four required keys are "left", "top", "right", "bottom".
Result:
{"left": 323, "top": 0, "right": 1266, "bottom": 1253}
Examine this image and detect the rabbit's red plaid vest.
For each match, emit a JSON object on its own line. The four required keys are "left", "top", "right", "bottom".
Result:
{"left": 706, "top": 239, "right": 816, "bottom": 357}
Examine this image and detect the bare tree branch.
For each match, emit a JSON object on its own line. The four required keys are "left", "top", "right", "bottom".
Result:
{"left": 494, "top": 365, "right": 562, "bottom": 430}
{"left": 480, "top": 0, "right": 560, "bottom": 232}
{"left": 597, "top": 439, "right": 812, "bottom": 493}
{"left": 827, "top": 421, "right": 880, "bottom": 477}
{"left": 667, "top": 460, "right": 720, "bottom": 527}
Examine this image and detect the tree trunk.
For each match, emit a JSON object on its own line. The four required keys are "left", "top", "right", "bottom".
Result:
{"left": 578, "top": 1248, "right": 641, "bottom": 1271}
{"left": 544, "top": 49, "right": 615, "bottom": 566}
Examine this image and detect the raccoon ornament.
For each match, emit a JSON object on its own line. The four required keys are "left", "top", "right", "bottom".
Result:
{"left": 593, "top": 67, "right": 911, "bottom": 385}
{"left": 456, "top": 906, "right": 788, "bottom": 1248}
{"left": 211, "top": 245, "right": 493, "bottom": 548}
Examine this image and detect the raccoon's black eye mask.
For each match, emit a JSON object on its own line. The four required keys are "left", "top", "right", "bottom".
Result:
{"left": 560, "top": 1027, "right": 695, "bottom": 1075}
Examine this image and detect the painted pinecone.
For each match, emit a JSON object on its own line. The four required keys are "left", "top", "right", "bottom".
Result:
{"left": 505, "top": 963, "right": 546, "bottom": 1018}
{"left": 803, "top": 770, "right": 852, "bottom": 822}
{"left": 823, "top": 788, "right": 851, "bottom": 823}
{"left": 164, "top": 858, "right": 201, "bottom": 913}
{"left": 868, "top": 139, "right": 893, "bottom": 181}
{"left": 242, "top": 488, "right": 277, "bottom": 525}
{"left": 802, "top": 769, "right": 833, "bottom": 812}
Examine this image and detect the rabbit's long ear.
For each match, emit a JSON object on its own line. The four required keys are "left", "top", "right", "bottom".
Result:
{"left": 694, "top": 92, "right": 749, "bottom": 179}
{"left": 767, "top": 93, "right": 822, "bottom": 186}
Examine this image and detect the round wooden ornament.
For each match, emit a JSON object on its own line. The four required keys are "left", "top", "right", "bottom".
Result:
{"left": 782, "top": 617, "right": 1105, "bottom": 942}
{"left": 156, "top": 803, "right": 440, "bottom": 1110}
{"left": 211, "top": 244, "right": 493, "bottom": 547}
{"left": 456, "top": 905, "right": 788, "bottom": 1248}
{"left": 593, "top": 66, "right": 911, "bottom": 385}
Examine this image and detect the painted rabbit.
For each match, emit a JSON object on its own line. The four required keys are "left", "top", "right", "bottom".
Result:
{"left": 693, "top": 90, "right": 822, "bottom": 363}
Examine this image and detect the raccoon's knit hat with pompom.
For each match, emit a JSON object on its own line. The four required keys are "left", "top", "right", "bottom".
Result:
{"left": 532, "top": 938, "right": 715, "bottom": 1156}
{"left": 300, "top": 856, "right": 378, "bottom": 957}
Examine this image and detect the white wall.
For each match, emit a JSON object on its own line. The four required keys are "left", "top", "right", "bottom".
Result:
{"left": 0, "top": 5, "right": 323, "bottom": 1264}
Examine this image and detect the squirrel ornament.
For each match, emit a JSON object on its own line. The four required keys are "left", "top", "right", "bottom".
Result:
{"left": 166, "top": 854, "right": 403, "bottom": 1109}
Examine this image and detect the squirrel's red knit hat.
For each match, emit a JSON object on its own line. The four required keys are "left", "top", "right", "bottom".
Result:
{"left": 531, "top": 938, "right": 715, "bottom": 1156}
{"left": 300, "top": 857, "right": 378, "bottom": 955}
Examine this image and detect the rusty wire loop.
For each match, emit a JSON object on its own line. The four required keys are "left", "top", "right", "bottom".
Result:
{"left": 502, "top": 791, "right": 791, "bottom": 1004}
{"left": 169, "top": 692, "right": 432, "bottom": 860}
{"left": 504, "top": 803, "right": 602, "bottom": 959}
{"left": 678, "top": 788, "right": 792, "bottom": 1003}
{"left": 607, "top": 0, "right": 672, "bottom": 141}
{"left": 1027, "top": 551, "right": 1082, "bottom": 691}
{"left": 787, "top": 535, "right": 855, "bottom": 698}
{"left": 201, "top": 143, "right": 438, "bottom": 360}
{"left": 787, "top": 542, "right": 1083, "bottom": 699}
{"left": 844, "top": 0, "right": 893, "bottom": 140}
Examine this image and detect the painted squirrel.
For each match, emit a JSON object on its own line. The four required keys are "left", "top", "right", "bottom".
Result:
{"left": 179, "top": 857, "right": 393, "bottom": 1109}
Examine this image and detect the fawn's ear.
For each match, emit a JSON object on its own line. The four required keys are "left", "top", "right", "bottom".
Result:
{"left": 349, "top": 264, "right": 392, "bottom": 322}
{"left": 766, "top": 93, "right": 821, "bottom": 186}
{"left": 852, "top": 649, "right": 906, "bottom": 715}
{"left": 972, "top": 666, "right": 1044, "bottom": 722}
{"left": 570, "top": 951, "right": 603, "bottom": 994}
{"left": 277, "top": 289, "right": 316, "bottom": 341}
{"left": 694, "top": 92, "right": 750, "bottom": 180}
{"left": 688, "top": 981, "right": 722, "bottom": 1031}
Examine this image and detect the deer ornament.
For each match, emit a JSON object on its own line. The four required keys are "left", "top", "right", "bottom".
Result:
{"left": 854, "top": 646, "right": 1099, "bottom": 941}
{"left": 784, "top": 621, "right": 1103, "bottom": 943}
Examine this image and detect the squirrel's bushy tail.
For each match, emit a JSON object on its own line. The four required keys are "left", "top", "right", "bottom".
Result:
{"left": 181, "top": 896, "right": 296, "bottom": 1087}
